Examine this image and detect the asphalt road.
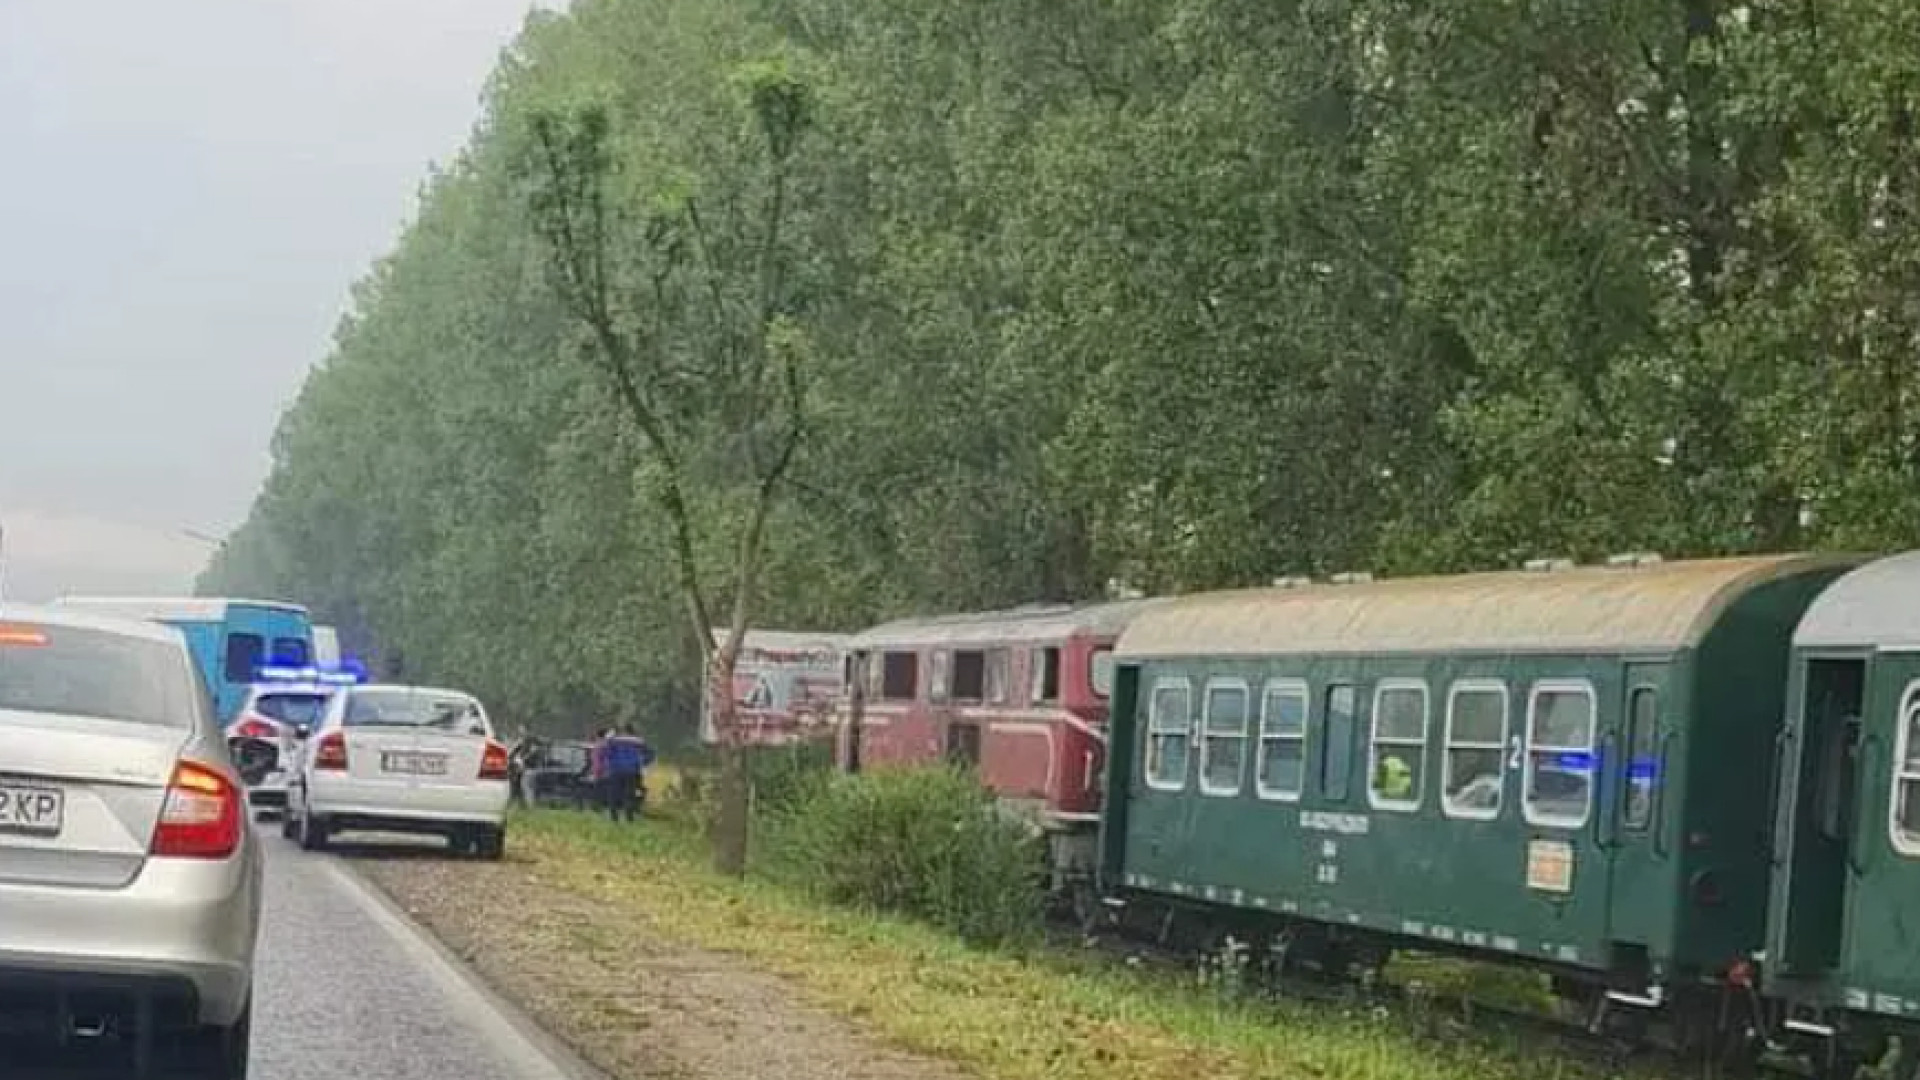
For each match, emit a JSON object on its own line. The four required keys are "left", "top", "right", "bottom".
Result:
{"left": 250, "top": 824, "right": 601, "bottom": 1080}
{"left": 9, "top": 821, "right": 604, "bottom": 1079}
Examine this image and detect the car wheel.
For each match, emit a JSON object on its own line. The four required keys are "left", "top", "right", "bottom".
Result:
{"left": 280, "top": 804, "right": 298, "bottom": 840}
{"left": 179, "top": 996, "right": 251, "bottom": 1078}
{"left": 478, "top": 826, "right": 505, "bottom": 861}
{"left": 297, "top": 806, "right": 328, "bottom": 852}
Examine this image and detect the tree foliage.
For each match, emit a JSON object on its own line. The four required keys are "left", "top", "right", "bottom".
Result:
{"left": 204, "top": 0, "right": 1920, "bottom": 740}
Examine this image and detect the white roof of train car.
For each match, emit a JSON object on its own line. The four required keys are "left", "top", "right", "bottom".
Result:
{"left": 1794, "top": 550, "right": 1920, "bottom": 650}
{"left": 847, "top": 598, "right": 1164, "bottom": 650}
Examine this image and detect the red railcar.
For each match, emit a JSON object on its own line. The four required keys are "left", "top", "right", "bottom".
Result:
{"left": 836, "top": 599, "right": 1161, "bottom": 898}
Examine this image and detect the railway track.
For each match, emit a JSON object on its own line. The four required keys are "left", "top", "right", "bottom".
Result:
{"left": 1043, "top": 901, "right": 1858, "bottom": 1080}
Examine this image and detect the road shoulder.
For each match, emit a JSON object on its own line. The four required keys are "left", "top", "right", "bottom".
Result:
{"left": 322, "top": 855, "right": 611, "bottom": 1080}
{"left": 350, "top": 844, "right": 969, "bottom": 1080}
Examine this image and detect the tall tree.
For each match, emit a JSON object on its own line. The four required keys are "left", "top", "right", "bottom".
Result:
{"left": 513, "top": 57, "right": 814, "bottom": 874}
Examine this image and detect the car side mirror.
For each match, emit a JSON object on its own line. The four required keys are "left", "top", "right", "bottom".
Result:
{"left": 292, "top": 724, "right": 312, "bottom": 741}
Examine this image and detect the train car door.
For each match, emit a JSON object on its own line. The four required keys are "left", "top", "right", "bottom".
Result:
{"left": 1771, "top": 654, "right": 1865, "bottom": 976}
{"left": 1514, "top": 673, "right": 1618, "bottom": 967}
{"left": 1833, "top": 664, "right": 1920, "bottom": 1008}
{"left": 1316, "top": 676, "right": 1360, "bottom": 806}
{"left": 1605, "top": 661, "right": 1675, "bottom": 962}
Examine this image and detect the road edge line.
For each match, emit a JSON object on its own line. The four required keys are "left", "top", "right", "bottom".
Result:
{"left": 321, "top": 857, "right": 612, "bottom": 1080}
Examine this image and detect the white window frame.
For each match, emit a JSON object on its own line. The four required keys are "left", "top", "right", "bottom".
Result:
{"left": 1090, "top": 648, "right": 1116, "bottom": 699}
{"left": 1144, "top": 677, "right": 1193, "bottom": 793}
{"left": 1367, "top": 678, "right": 1429, "bottom": 812}
{"left": 1888, "top": 681, "right": 1920, "bottom": 857}
{"left": 1442, "top": 679, "right": 1508, "bottom": 821}
{"left": 1031, "top": 646, "right": 1061, "bottom": 705}
{"left": 1522, "top": 678, "right": 1598, "bottom": 829}
{"left": 1256, "top": 678, "right": 1311, "bottom": 802}
{"left": 929, "top": 649, "right": 952, "bottom": 703}
{"left": 984, "top": 648, "right": 1009, "bottom": 704}
{"left": 1199, "top": 678, "right": 1252, "bottom": 797}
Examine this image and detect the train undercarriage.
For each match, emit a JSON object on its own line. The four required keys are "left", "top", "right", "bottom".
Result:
{"left": 1044, "top": 875, "right": 1915, "bottom": 1080}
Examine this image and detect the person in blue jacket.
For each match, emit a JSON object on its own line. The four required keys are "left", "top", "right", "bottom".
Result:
{"left": 602, "top": 724, "right": 653, "bottom": 822}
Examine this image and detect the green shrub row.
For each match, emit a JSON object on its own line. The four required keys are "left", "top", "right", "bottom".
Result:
{"left": 751, "top": 753, "right": 1046, "bottom": 948}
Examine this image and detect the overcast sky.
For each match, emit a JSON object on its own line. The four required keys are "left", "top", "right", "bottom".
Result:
{"left": 0, "top": 0, "right": 552, "bottom": 602}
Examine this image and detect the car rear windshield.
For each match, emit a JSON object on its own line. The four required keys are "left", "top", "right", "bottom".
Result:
{"left": 255, "top": 692, "right": 329, "bottom": 725}
{"left": 0, "top": 623, "right": 198, "bottom": 727}
{"left": 345, "top": 689, "right": 487, "bottom": 733}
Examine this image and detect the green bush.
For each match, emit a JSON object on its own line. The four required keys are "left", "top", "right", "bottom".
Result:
{"left": 746, "top": 739, "right": 835, "bottom": 817}
{"left": 761, "top": 764, "right": 1045, "bottom": 947}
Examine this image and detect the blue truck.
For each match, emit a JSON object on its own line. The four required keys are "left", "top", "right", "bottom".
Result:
{"left": 53, "top": 596, "right": 316, "bottom": 724}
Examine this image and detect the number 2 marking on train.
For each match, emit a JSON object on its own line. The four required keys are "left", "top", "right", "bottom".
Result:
{"left": 1508, "top": 735, "right": 1523, "bottom": 773}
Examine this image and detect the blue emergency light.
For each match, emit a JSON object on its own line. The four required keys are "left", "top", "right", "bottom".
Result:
{"left": 1544, "top": 749, "right": 1661, "bottom": 782}
{"left": 1549, "top": 750, "right": 1596, "bottom": 771}
{"left": 254, "top": 665, "right": 363, "bottom": 687}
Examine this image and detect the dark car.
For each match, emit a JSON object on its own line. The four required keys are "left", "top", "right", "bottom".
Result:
{"left": 509, "top": 738, "right": 597, "bottom": 809}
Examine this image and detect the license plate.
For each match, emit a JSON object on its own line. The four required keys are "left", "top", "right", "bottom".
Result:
{"left": 0, "top": 784, "right": 64, "bottom": 837}
{"left": 380, "top": 752, "right": 447, "bottom": 776}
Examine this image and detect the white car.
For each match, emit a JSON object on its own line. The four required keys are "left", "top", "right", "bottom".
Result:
{"left": 284, "top": 683, "right": 510, "bottom": 857}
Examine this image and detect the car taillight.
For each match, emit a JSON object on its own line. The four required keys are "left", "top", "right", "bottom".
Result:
{"left": 315, "top": 731, "right": 348, "bottom": 771}
{"left": 480, "top": 740, "right": 510, "bottom": 781}
{"left": 151, "top": 761, "right": 242, "bottom": 859}
{"left": 231, "top": 718, "right": 278, "bottom": 739}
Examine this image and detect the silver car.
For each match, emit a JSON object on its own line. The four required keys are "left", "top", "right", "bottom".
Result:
{"left": 0, "top": 606, "right": 262, "bottom": 1077}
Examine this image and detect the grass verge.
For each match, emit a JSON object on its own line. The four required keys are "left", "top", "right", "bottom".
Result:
{"left": 512, "top": 806, "right": 1644, "bottom": 1080}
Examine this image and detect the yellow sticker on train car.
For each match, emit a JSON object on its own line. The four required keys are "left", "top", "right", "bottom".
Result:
{"left": 1526, "top": 839, "right": 1574, "bottom": 893}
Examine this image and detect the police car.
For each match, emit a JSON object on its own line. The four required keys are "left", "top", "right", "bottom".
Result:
{"left": 285, "top": 683, "right": 511, "bottom": 857}
{"left": 224, "top": 665, "right": 357, "bottom": 815}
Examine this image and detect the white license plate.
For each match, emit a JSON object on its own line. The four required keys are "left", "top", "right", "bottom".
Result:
{"left": 381, "top": 752, "right": 447, "bottom": 776}
{"left": 0, "top": 784, "right": 64, "bottom": 837}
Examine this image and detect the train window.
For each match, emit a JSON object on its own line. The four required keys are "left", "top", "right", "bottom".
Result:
{"left": 1368, "top": 680, "right": 1428, "bottom": 811}
{"left": 1091, "top": 648, "right": 1115, "bottom": 698}
{"left": 1322, "top": 685, "right": 1356, "bottom": 801}
{"left": 1524, "top": 681, "right": 1596, "bottom": 829}
{"left": 984, "top": 649, "right": 1010, "bottom": 704}
{"left": 1144, "top": 678, "right": 1193, "bottom": 791}
{"left": 1623, "top": 687, "right": 1659, "bottom": 831}
{"left": 1256, "top": 680, "right": 1309, "bottom": 801}
{"left": 1200, "top": 680, "right": 1250, "bottom": 796}
{"left": 1443, "top": 682, "right": 1507, "bottom": 820}
{"left": 1892, "top": 685, "right": 1920, "bottom": 855}
{"left": 880, "top": 651, "right": 919, "bottom": 702}
{"left": 951, "top": 650, "right": 987, "bottom": 703}
{"left": 1033, "top": 647, "right": 1062, "bottom": 704}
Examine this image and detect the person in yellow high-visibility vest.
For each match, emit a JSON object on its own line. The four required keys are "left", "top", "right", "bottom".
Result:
{"left": 1376, "top": 753, "right": 1414, "bottom": 801}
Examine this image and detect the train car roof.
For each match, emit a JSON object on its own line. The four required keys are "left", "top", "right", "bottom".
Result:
{"left": 709, "top": 628, "right": 850, "bottom": 654}
{"left": 1116, "top": 554, "right": 1852, "bottom": 660}
{"left": 1793, "top": 550, "right": 1920, "bottom": 650}
{"left": 847, "top": 598, "right": 1164, "bottom": 650}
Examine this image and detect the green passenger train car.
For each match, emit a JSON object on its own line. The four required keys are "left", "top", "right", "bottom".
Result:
{"left": 1099, "top": 554, "right": 1855, "bottom": 1006}
{"left": 1768, "top": 550, "right": 1920, "bottom": 1054}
